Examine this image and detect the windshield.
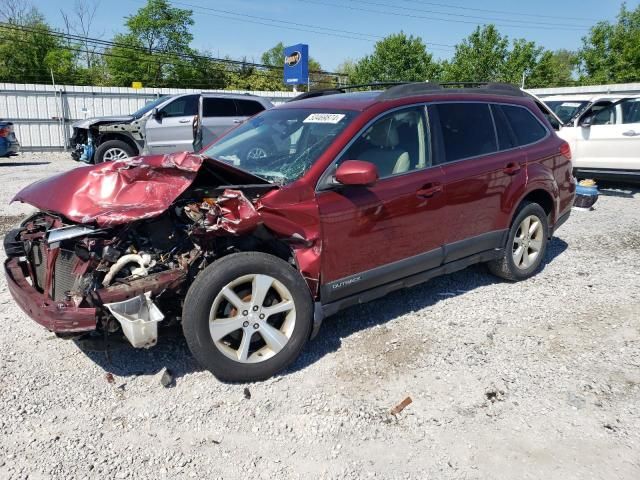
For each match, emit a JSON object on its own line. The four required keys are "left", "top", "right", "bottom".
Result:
{"left": 203, "top": 108, "right": 357, "bottom": 185}
{"left": 545, "top": 100, "right": 589, "bottom": 123}
{"left": 131, "top": 96, "right": 169, "bottom": 118}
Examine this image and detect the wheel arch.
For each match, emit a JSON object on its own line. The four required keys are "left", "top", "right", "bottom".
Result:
{"left": 510, "top": 186, "right": 557, "bottom": 235}
{"left": 97, "top": 132, "right": 141, "bottom": 155}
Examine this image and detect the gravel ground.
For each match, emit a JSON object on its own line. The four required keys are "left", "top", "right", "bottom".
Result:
{"left": 0, "top": 153, "right": 639, "bottom": 480}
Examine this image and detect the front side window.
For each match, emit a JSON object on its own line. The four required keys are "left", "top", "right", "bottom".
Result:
{"left": 203, "top": 108, "right": 357, "bottom": 185}
{"left": 160, "top": 95, "right": 198, "bottom": 117}
{"left": 501, "top": 105, "right": 548, "bottom": 146}
{"left": 434, "top": 103, "right": 497, "bottom": 163}
{"left": 589, "top": 101, "right": 616, "bottom": 125}
{"left": 338, "top": 106, "right": 430, "bottom": 178}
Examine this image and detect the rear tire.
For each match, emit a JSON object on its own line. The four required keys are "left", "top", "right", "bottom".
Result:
{"left": 94, "top": 139, "right": 135, "bottom": 163}
{"left": 487, "top": 202, "right": 549, "bottom": 281}
{"left": 182, "top": 252, "right": 313, "bottom": 382}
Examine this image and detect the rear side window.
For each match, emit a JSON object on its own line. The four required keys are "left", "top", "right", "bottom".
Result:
{"left": 501, "top": 105, "right": 548, "bottom": 146}
{"left": 236, "top": 100, "right": 266, "bottom": 116}
{"left": 434, "top": 103, "right": 497, "bottom": 163}
{"left": 202, "top": 98, "right": 238, "bottom": 117}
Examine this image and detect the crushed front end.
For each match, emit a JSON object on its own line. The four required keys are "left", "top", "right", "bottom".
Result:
{"left": 4, "top": 211, "right": 192, "bottom": 345}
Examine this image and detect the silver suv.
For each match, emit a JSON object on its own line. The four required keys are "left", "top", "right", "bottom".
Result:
{"left": 70, "top": 93, "right": 273, "bottom": 163}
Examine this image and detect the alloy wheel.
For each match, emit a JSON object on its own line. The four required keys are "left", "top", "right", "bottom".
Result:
{"left": 209, "top": 274, "right": 296, "bottom": 363}
{"left": 103, "top": 147, "right": 129, "bottom": 161}
{"left": 512, "top": 215, "right": 544, "bottom": 269}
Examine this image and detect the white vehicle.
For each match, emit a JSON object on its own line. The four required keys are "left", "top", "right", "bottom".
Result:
{"left": 543, "top": 94, "right": 640, "bottom": 181}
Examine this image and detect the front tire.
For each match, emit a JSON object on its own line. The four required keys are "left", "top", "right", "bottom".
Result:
{"left": 487, "top": 202, "right": 549, "bottom": 281}
{"left": 182, "top": 252, "right": 313, "bottom": 382}
{"left": 94, "top": 139, "right": 135, "bottom": 163}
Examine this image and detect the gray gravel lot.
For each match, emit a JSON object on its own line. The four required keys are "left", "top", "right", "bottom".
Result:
{"left": 0, "top": 153, "right": 639, "bottom": 479}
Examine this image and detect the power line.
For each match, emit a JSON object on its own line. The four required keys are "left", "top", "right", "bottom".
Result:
{"left": 296, "top": 0, "right": 589, "bottom": 32}
{"left": 169, "top": 0, "right": 456, "bottom": 50}
{"left": 346, "top": 0, "right": 592, "bottom": 29}
{"left": 393, "top": 0, "right": 600, "bottom": 22}
{"left": 0, "top": 22, "right": 343, "bottom": 76}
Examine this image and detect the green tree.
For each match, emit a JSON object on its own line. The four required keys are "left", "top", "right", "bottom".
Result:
{"left": 350, "top": 32, "right": 441, "bottom": 83}
{"left": 0, "top": 12, "right": 81, "bottom": 84}
{"left": 579, "top": 3, "right": 640, "bottom": 84}
{"left": 105, "top": 0, "right": 195, "bottom": 87}
{"left": 442, "top": 25, "right": 508, "bottom": 82}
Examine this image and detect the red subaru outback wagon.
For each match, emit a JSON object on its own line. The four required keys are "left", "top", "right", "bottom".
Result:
{"left": 5, "top": 83, "right": 575, "bottom": 381}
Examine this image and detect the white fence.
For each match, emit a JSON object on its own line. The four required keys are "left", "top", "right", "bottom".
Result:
{"left": 0, "top": 83, "right": 297, "bottom": 151}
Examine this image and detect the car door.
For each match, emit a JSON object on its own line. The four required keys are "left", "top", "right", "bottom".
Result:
{"left": 145, "top": 94, "right": 199, "bottom": 154}
{"left": 199, "top": 97, "right": 244, "bottom": 148}
{"left": 575, "top": 98, "right": 640, "bottom": 172}
{"left": 430, "top": 102, "right": 527, "bottom": 262}
{"left": 316, "top": 105, "right": 447, "bottom": 303}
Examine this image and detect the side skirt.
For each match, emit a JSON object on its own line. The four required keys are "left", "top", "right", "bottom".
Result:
{"left": 320, "top": 248, "right": 503, "bottom": 319}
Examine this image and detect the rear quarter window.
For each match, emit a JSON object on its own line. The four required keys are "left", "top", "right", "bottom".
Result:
{"left": 501, "top": 105, "right": 548, "bottom": 146}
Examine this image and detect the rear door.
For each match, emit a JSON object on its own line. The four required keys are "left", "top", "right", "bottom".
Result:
{"left": 145, "top": 95, "right": 199, "bottom": 154}
{"left": 432, "top": 102, "right": 527, "bottom": 262}
{"left": 199, "top": 97, "right": 243, "bottom": 147}
{"left": 574, "top": 98, "right": 640, "bottom": 172}
{"left": 235, "top": 98, "right": 268, "bottom": 119}
{"left": 317, "top": 105, "right": 447, "bottom": 302}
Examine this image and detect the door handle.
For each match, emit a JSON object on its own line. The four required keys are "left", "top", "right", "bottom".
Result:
{"left": 623, "top": 130, "right": 639, "bottom": 137}
{"left": 416, "top": 183, "right": 442, "bottom": 198}
{"left": 178, "top": 119, "right": 191, "bottom": 123}
{"left": 503, "top": 162, "right": 521, "bottom": 175}
{"left": 233, "top": 119, "right": 243, "bottom": 124}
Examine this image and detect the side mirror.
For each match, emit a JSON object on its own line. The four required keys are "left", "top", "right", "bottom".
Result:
{"left": 335, "top": 160, "right": 378, "bottom": 186}
{"left": 580, "top": 115, "right": 593, "bottom": 128}
{"left": 152, "top": 108, "right": 164, "bottom": 120}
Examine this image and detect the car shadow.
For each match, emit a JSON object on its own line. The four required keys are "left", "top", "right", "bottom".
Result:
{"left": 75, "top": 328, "right": 204, "bottom": 381}
{"left": 0, "top": 162, "right": 51, "bottom": 167}
{"left": 75, "top": 237, "right": 568, "bottom": 383}
{"left": 285, "top": 237, "right": 568, "bottom": 375}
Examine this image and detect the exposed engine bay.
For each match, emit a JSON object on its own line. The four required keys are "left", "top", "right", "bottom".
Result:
{"left": 4, "top": 152, "right": 317, "bottom": 349}
{"left": 70, "top": 117, "right": 146, "bottom": 163}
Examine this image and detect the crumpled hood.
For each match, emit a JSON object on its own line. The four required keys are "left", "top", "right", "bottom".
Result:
{"left": 72, "top": 115, "right": 135, "bottom": 130}
{"left": 12, "top": 152, "right": 270, "bottom": 227}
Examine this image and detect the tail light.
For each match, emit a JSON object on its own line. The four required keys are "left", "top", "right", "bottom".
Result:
{"left": 0, "top": 127, "right": 9, "bottom": 137}
{"left": 559, "top": 142, "right": 572, "bottom": 160}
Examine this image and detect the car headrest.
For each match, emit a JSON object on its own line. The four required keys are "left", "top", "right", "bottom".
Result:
{"left": 368, "top": 119, "right": 399, "bottom": 148}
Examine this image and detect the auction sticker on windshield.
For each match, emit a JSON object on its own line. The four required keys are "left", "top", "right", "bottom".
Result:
{"left": 303, "top": 113, "right": 346, "bottom": 124}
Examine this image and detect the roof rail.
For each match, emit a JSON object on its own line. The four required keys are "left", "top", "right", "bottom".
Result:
{"left": 379, "top": 82, "right": 526, "bottom": 100}
{"left": 287, "top": 81, "right": 526, "bottom": 103}
{"left": 287, "top": 82, "right": 407, "bottom": 102}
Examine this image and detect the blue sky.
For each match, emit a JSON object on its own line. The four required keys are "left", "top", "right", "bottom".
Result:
{"left": 34, "top": 0, "right": 637, "bottom": 71}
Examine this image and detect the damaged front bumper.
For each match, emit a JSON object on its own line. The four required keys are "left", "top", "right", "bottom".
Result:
{"left": 4, "top": 257, "right": 186, "bottom": 335}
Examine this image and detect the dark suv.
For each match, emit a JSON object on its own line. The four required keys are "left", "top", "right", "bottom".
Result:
{"left": 5, "top": 83, "right": 575, "bottom": 382}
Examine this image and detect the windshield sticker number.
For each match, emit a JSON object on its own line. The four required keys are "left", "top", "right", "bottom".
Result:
{"left": 303, "top": 113, "right": 346, "bottom": 124}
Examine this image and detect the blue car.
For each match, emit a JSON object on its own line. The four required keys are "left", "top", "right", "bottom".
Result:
{"left": 0, "top": 121, "right": 19, "bottom": 157}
